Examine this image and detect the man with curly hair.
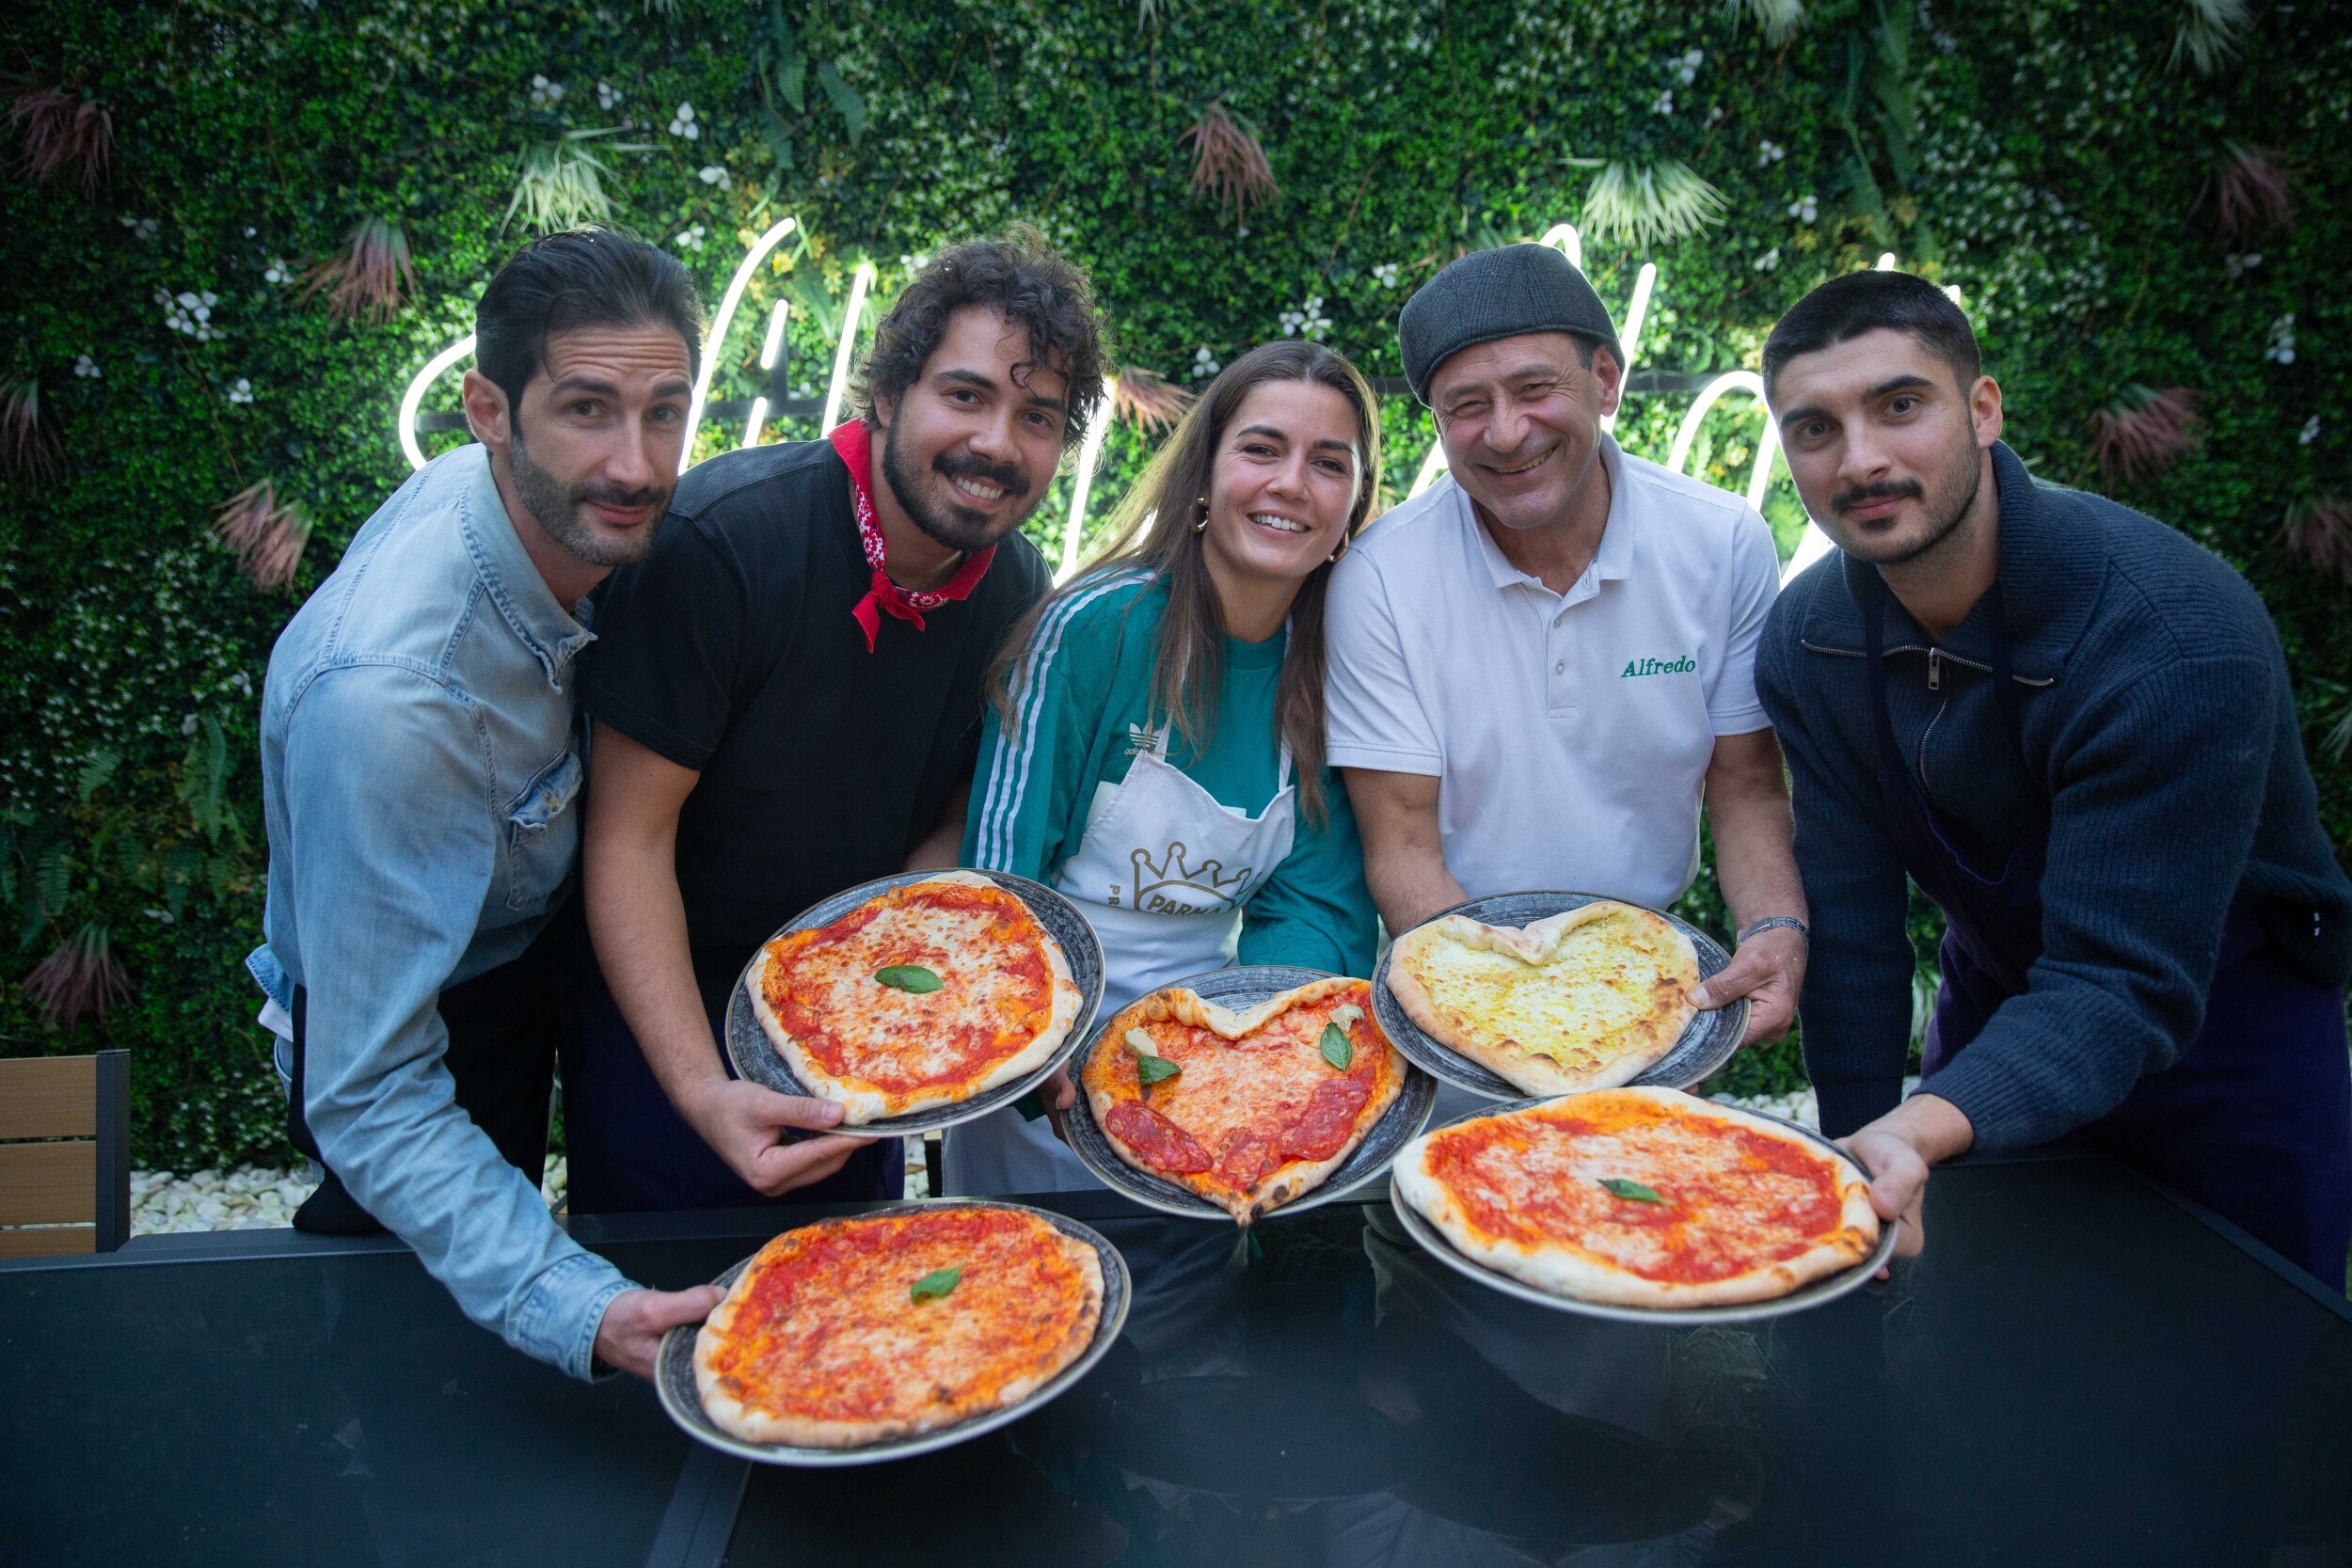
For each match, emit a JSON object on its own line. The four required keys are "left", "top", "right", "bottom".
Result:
{"left": 571, "top": 230, "right": 1106, "bottom": 1212}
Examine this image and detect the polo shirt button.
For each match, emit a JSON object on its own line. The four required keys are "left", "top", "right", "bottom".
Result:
{"left": 1553, "top": 661, "right": 1565, "bottom": 674}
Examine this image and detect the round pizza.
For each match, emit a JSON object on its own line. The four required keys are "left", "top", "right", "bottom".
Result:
{"left": 1386, "top": 901, "right": 1700, "bottom": 1095}
{"left": 1080, "top": 975, "right": 1408, "bottom": 1226}
{"left": 749, "top": 871, "right": 1082, "bottom": 1123}
{"left": 1393, "top": 1087, "right": 1880, "bottom": 1308}
{"left": 694, "top": 1204, "right": 1104, "bottom": 1449}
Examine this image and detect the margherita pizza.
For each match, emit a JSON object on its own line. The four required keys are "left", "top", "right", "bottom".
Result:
{"left": 694, "top": 1204, "right": 1104, "bottom": 1449}
{"left": 1080, "top": 976, "right": 1408, "bottom": 1226}
{"left": 1387, "top": 902, "right": 1700, "bottom": 1095}
{"left": 750, "top": 872, "right": 1081, "bottom": 1123}
{"left": 1393, "top": 1087, "right": 1880, "bottom": 1308}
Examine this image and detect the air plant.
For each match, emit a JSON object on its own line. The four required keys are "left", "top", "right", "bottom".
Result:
{"left": 1581, "top": 160, "right": 1729, "bottom": 248}
{"left": 1, "top": 377, "right": 64, "bottom": 483}
{"left": 2200, "top": 144, "right": 2292, "bottom": 245}
{"left": 214, "top": 479, "right": 314, "bottom": 591}
{"left": 2089, "top": 386, "right": 2204, "bottom": 486}
{"left": 2170, "top": 0, "right": 2248, "bottom": 75}
{"left": 4, "top": 80, "right": 112, "bottom": 194}
{"left": 1182, "top": 98, "right": 1278, "bottom": 224}
{"left": 20, "top": 921, "right": 128, "bottom": 1033}
{"left": 302, "top": 217, "right": 418, "bottom": 323}
{"left": 505, "top": 130, "right": 619, "bottom": 233}
{"left": 1724, "top": 0, "right": 1807, "bottom": 46}
{"left": 2281, "top": 496, "right": 2352, "bottom": 590}
{"left": 1111, "top": 367, "right": 1194, "bottom": 433}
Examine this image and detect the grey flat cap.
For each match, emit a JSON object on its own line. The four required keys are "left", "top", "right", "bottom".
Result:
{"left": 1398, "top": 244, "right": 1621, "bottom": 404}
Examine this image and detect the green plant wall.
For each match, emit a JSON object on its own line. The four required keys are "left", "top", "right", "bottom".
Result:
{"left": 3, "top": 0, "right": 2345, "bottom": 1169}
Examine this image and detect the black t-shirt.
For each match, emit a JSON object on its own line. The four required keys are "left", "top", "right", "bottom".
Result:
{"left": 581, "top": 438, "right": 1051, "bottom": 1014}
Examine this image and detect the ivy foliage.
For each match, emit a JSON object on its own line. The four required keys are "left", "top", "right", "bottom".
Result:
{"left": 2, "top": 0, "right": 2345, "bottom": 1169}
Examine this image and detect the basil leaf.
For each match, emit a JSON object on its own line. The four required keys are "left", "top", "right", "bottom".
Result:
{"left": 874, "top": 964, "right": 943, "bottom": 993}
{"left": 1319, "top": 1021, "right": 1354, "bottom": 1070}
{"left": 1599, "top": 1178, "right": 1665, "bottom": 1204}
{"left": 1136, "top": 1054, "right": 1183, "bottom": 1087}
{"left": 909, "top": 1266, "right": 961, "bottom": 1304}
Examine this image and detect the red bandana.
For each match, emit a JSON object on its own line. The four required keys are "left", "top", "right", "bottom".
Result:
{"left": 829, "top": 420, "right": 998, "bottom": 654}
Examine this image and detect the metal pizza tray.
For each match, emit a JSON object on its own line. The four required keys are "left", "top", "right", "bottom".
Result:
{"left": 1386, "top": 1095, "right": 1900, "bottom": 1325}
{"left": 1371, "top": 891, "right": 1748, "bottom": 1101}
{"left": 723, "top": 868, "right": 1105, "bottom": 1138}
{"left": 656, "top": 1199, "right": 1132, "bottom": 1467}
{"left": 1063, "top": 965, "right": 1440, "bottom": 1223}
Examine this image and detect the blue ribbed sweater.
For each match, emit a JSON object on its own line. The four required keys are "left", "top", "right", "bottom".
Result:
{"left": 1757, "top": 442, "right": 2352, "bottom": 1150}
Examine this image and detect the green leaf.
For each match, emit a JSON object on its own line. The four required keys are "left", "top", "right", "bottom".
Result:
{"left": 76, "top": 751, "right": 119, "bottom": 803}
{"left": 1319, "top": 1021, "right": 1353, "bottom": 1070}
{"left": 874, "top": 964, "right": 943, "bottom": 993}
{"left": 1136, "top": 1054, "right": 1182, "bottom": 1087}
{"left": 781, "top": 53, "right": 807, "bottom": 114}
{"left": 1599, "top": 1179, "right": 1665, "bottom": 1204}
{"left": 817, "top": 60, "right": 865, "bottom": 145}
{"left": 761, "top": 107, "right": 796, "bottom": 168}
{"left": 910, "top": 1266, "right": 961, "bottom": 1304}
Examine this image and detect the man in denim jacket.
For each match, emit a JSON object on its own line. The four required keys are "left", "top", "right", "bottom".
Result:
{"left": 246, "top": 230, "right": 852, "bottom": 1378}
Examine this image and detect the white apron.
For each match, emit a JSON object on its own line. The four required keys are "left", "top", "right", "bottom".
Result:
{"left": 944, "top": 728, "right": 1298, "bottom": 1196}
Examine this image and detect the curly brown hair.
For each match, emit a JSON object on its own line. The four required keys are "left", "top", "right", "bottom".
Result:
{"left": 850, "top": 226, "right": 1108, "bottom": 447}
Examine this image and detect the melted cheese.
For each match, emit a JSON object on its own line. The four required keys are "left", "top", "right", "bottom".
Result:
{"left": 1410, "top": 908, "right": 1690, "bottom": 1074}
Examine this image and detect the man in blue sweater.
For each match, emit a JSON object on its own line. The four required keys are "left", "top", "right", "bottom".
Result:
{"left": 1756, "top": 270, "right": 2352, "bottom": 1282}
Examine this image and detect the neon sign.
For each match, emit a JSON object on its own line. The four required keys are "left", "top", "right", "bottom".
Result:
{"left": 394, "top": 216, "right": 1855, "bottom": 579}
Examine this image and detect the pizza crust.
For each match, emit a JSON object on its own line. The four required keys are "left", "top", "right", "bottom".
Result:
{"left": 1083, "top": 976, "right": 1406, "bottom": 1226}
{"left": 693, "top": 1212, "right": 1104, "bottom": 1449}
{"left": 1393, "top": 1087, "right": 1880, "bottom": 1308}
{"left": 1386, "top": 903, "right": 1699, "bottom": 1096}
{"left": 749, "top": 872, "right": 1082, "bottom": 1124}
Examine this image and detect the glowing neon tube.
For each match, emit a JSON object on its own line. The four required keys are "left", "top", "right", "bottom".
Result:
{"left": 680, "top": 216, "right": 799, "bottom": 473}
{"left": 820, "top": 261, "right": 875, "bottom": 436}
{"left": 1057, "top": 377, "right": 1120, "bottom": 583}
{"left": 397, "top": 335, "right": 477, "bottom": 471}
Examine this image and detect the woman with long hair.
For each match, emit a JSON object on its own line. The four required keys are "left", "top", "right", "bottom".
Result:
{"left": 946, "top": 341, "right": 1385, "bottom": 1195}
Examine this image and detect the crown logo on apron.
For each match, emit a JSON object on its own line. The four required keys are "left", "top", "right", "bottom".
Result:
{"left": 1130, "top": 840, "right": 1253, "bottom": 912}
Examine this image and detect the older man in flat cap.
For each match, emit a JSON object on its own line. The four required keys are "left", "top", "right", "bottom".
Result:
{"left": 1327, "top": 244, "right": 1807, "bottom": 1068}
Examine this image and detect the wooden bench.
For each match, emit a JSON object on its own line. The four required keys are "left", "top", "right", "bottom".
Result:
{"left": 0, "top": 1052, "right": 131, "bottom": 1257}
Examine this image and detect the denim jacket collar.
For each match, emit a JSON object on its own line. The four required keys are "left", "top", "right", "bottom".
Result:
{"left": 456, "top": 449, "right": 596, "bottom": 689}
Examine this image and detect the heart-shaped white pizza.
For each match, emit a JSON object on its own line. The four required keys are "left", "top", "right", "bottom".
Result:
{"left": 1386, "top": 901, "right": 1699, "bottom": 1095}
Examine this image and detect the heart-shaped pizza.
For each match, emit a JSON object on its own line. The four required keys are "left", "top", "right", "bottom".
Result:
{"left": 1080, "top": 976, "right": 1406, "bottom": 1226}
{"left": 1386, "top": 901, "right": 1699, "bottom": 1095}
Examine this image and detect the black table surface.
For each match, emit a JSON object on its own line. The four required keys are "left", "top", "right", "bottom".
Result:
{"left": 6, "top": 1149, "right": 2349, "bottom": 1567}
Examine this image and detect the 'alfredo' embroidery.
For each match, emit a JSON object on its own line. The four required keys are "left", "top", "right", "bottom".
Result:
{"left": 1621, "top": 656, "right": 1696, "bottom": 677}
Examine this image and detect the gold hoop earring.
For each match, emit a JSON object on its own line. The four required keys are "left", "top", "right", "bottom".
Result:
{"left": 1192, "top": 496, "right": 1210, "bottom": 532}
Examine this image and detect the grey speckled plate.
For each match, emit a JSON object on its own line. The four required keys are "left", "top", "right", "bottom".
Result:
{"left": 723, "top": 869, "right": 1105, "bottom": 1138}
{"left": 1387, "top": 1095, "right": 1899, "bottom": 1325}
{"left": 656, "top": 1200, "right": 1132, "bottom": 1466}
{"left": 1372, "top": 891, "right": 1747, "bottom": 1100}
{"left": 1065, "top": 965, "right": 1439, "bottom": 1223}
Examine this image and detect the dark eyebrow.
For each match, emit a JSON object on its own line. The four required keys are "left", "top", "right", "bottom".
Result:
{"left": 548, "top": 374, "right": 692, "bottom": 400}
{"left": 1866, "top": 373, "right": 1938, "bottom": 401}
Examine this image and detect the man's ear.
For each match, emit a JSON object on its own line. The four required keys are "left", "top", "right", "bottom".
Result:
{"left": 463, "top": 370, "right": 515, "bottom": 459}
{"left": 1589, "top": 342, "right": 1625, "bottom": 420}
{"left": 1969, "top": 373, "right": 2004, "bottom": 450}
{"left": 868, "top": 388, "right": 896, "bottom": 435}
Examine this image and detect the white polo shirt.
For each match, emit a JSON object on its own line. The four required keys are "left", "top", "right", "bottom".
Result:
{"left": 1325, "top": 436, "right": 1779, "bottom": 911}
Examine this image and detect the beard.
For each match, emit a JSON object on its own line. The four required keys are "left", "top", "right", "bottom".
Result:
{"left": 508, "top": 427, "right": 672, "bottom": 569}
{"left": 878, "top": 417, "right": 1036, "bottom": 554}
{"left": 1828, "top": 430, "right": 1984, "bottom": 567}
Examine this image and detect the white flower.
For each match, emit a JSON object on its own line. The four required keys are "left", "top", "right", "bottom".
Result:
{"left": 596, "top": 81, "right": 622, "bottom": 110}
{"left": 1651, "top": 88, "right": 1675, "bottom": 115}
{"left": 1756, "top": 139, "right": 1785, "bottom": 166}
{"left": 1677, "top": 48, "right": 1704, "bottom": 85}
{"left": 675, "top": 224, "right": 707, "bottom": 251}
{"left": 262, "top": 259, "right": 292, "bottom": 284}
{"left": 1372, "top": 261, "right": 1402, "bottom": 289}
{"left": 668, "top": 101, "right": 699, "bottom": 138}
{"left": 1789, "top": 194, "right": 1819, "bottom": 224}
{"left": 696, "top": 164, "right": 727, "bottom": 186}
{"left": 1754, "top": 247, "right": 1781, "bottom": 272}
{"left": 2301, "top": 415, "right": 2322, "bottom": 446}
{"left": 2266, "top": 312, "right": 2296, "bottom": 365}
{"left": 119, "top": 215, "right": 159, "bottom": 240}
{"left": 73, "top": 354, "right": 100, "bottom": 379}
{"left": 2224, "top": 251, "right": 2263, "bottom": 279}
{"left": 1193, "top": 346, "right": 1221, "bottom": 377}
{"left": 226, "top": 378, "right": 254, "bottom": 404}
{"left": 529, "top": 73, "right": 566, "bottom": 107}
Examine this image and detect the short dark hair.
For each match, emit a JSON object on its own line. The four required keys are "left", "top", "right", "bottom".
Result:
{"left": 475, "top": 229, "right": 706, "bottom": 410}
{"left": 851, "top": 227, "right": 1107, "bottom": 449}
{"left": 1762, "top": 271, "right": 1980, "bottom": 399}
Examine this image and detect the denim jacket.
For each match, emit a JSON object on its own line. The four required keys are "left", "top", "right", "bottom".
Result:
{"left": 246, "top": 445, "right": 630, "bottom": 1379}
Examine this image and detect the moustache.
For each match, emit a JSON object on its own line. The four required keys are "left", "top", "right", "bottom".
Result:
{"left": 573, "top": 482, "right": 670, "bottom": 512}
{"left": 1832, "top": 479, "right": 1923, "bottom": 515}
{"left": 932, "top": 450, "right": 1030, "bottom": 500}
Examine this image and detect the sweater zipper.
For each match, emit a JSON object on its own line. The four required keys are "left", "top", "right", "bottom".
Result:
{"left": 1801, "top": 638, "right": 2055, "bottom": 689}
